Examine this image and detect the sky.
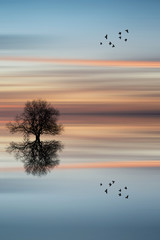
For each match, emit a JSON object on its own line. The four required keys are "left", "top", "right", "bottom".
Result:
{"left": 0, "top": 0, "right": 160, "bottom": 60}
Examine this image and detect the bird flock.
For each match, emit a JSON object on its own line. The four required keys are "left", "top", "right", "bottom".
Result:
{"left": 100, "top": 180, "right": 129, "bottom": 199}
{"left": 100, "top": 29, "right": 129, "bottom": 48}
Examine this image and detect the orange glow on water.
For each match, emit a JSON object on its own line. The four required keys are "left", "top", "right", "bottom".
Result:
{"left": 0, "top": 161, "right": 160, "bottom": 172}
{"left": 58, "top": 161, "right": 160, "bottom": 169}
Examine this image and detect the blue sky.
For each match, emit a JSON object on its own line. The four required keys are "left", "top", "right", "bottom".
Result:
{"left": 0, "top": 0, "right": 160, "bottom": 60}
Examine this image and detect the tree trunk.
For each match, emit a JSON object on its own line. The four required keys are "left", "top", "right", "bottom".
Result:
{"left": 36, "top": 134, "right": 40, "bottom": 142}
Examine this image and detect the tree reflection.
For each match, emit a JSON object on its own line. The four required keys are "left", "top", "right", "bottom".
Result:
{"left": 7, "top": 140, "right": 63, "bottom": 176}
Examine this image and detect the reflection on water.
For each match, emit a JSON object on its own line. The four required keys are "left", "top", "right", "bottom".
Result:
{"left": 7, "top": 140, "right": 63, "bottom": 176}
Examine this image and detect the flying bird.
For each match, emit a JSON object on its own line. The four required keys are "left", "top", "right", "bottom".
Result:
{"left": 119, "top": 32, "right": 121, "bottom": 35}
{"left": 119, "top": 189, "right": 121, "bottom": 192}
{"left": 119, "top": 36, "right": 121, "bottom": 39}
{"left": 100, "top": 42, "right": 102, "bottom": 45}
{"left": 125, "top": 195, "right": 129, "bottom": 199}
{"left": 105, "top": 189, "right": 108, "bottom": 194}
{"left": 125, "top": 29, "right": 129, "bottom": 33}
{"left": 112, "top": 181, "right": 115, "bottom": 184}
{"left": 124, "top": 39, "right": 127, "bottom": 42}
{"left": 119, "top": 193, "right": 121, "bottom": 196}
{"left": 109, "top": 183, "right": 112, "bottom": 187}
{"left": 124, "top": 187, "right": 127, "bottom": 190}
{"left": 100, "top": 183, "right": 102, "bottom": 186}
{"left": 112, "top": 44, "right": 115, "bottom": 48}
{"left": 109, "top": 42, "right": 112, "bottom": 45}
{"left": 105, "top": 34, "right": 108, "bottom": 39}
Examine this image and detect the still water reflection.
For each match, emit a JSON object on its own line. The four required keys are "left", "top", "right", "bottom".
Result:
{"left": 7, "top": 140, "right": 63, "bottom": 176}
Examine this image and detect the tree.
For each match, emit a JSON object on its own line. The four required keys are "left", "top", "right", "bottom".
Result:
{"left": 7, "top": 100, "right": 63, "bottom": 141}
{"left": 7, "top": 140, "right": 63, "bottom": 176}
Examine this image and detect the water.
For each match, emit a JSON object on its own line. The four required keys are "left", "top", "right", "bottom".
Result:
{"left": 0, "top": 167, "right": 160, "bottom": 240}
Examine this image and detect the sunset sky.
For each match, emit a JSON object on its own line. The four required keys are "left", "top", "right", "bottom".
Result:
{"left": 0, "top": 1, "right": 160, "bottom": 240}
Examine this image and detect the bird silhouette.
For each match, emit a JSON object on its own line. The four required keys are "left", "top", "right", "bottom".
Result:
{"left": 100, "top": 42, "right": 102, "bottom": 45}
{"left": 112, "top": 181, "right": 115, "bottom": 184}
{"left": 119, "top": 189, "right": 121, "bottom": 192}
{"left": 124, "top": 187, "right": 127, "bottom": 190}
{"left": 125, "top": 195, "right": 129, "bottom": 199}
{"left": 119, "top": 36, "right": 121, "bottom": 39}
{"left": 105, "top": 34, "right": 108, "bottom": 39}
{"left": 112, "top": 44, "right": 115, "bottom": 48}
{"left": 105, "top": 189, "right": 108, "bottom": 194}
{"left": 125, "top": 29, "right": 129, "bottom": 33}
{"left": 100, "top": 183, "right": 102, "bottom": 186}
{"left": 119, "top": 32, "right": 121, "bottom": 35}
{"left": 109, "top": 42, "right": 112, "bottom": 45}
{"left": 119, "top": 193, "right": 121, "bottom": 196}
{"left": 109, "top": 183, "right": 112, "bottom": 186}
{"left": 124, "top": 39, "right": 127, "bottom": 42}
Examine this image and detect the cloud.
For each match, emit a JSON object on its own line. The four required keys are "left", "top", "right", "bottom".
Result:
{"left": 1, "top": 56, "right": 160, "bottom": 68}
{"left": 0, "top": 34, "right": 58, "bottom": 50}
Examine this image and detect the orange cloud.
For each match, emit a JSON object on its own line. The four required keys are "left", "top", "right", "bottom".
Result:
{"left": 0, "top": 56, "right": 160, "bottom": 68}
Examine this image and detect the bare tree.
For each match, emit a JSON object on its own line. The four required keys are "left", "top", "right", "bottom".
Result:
{"left": 7, "top": 100, "right": 63, "bottom": 141}
{"left": 7, "top": 140, "right": 63, "bottom": 176}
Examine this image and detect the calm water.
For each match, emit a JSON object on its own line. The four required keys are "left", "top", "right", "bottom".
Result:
{"left": 0, "top": 166, "right": 160, "bottom": 240}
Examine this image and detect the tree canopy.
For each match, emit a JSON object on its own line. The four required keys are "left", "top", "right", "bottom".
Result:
{"left": 7, "top": 100, "right": 63, "bottom": 140}
{"left": 7, "top": 140, "right": 62, "bottom": 176}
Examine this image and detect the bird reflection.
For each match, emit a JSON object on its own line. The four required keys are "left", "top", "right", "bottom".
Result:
{"left": 7, "top": 140, "right": 63, "bottom": 176}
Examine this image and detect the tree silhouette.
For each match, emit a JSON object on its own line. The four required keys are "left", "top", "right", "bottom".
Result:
{"left": 7, "top": 100, "right": 63, "bottom": 141}
{"left": 7, "top": 140, "right": 63, "bottom": 176}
